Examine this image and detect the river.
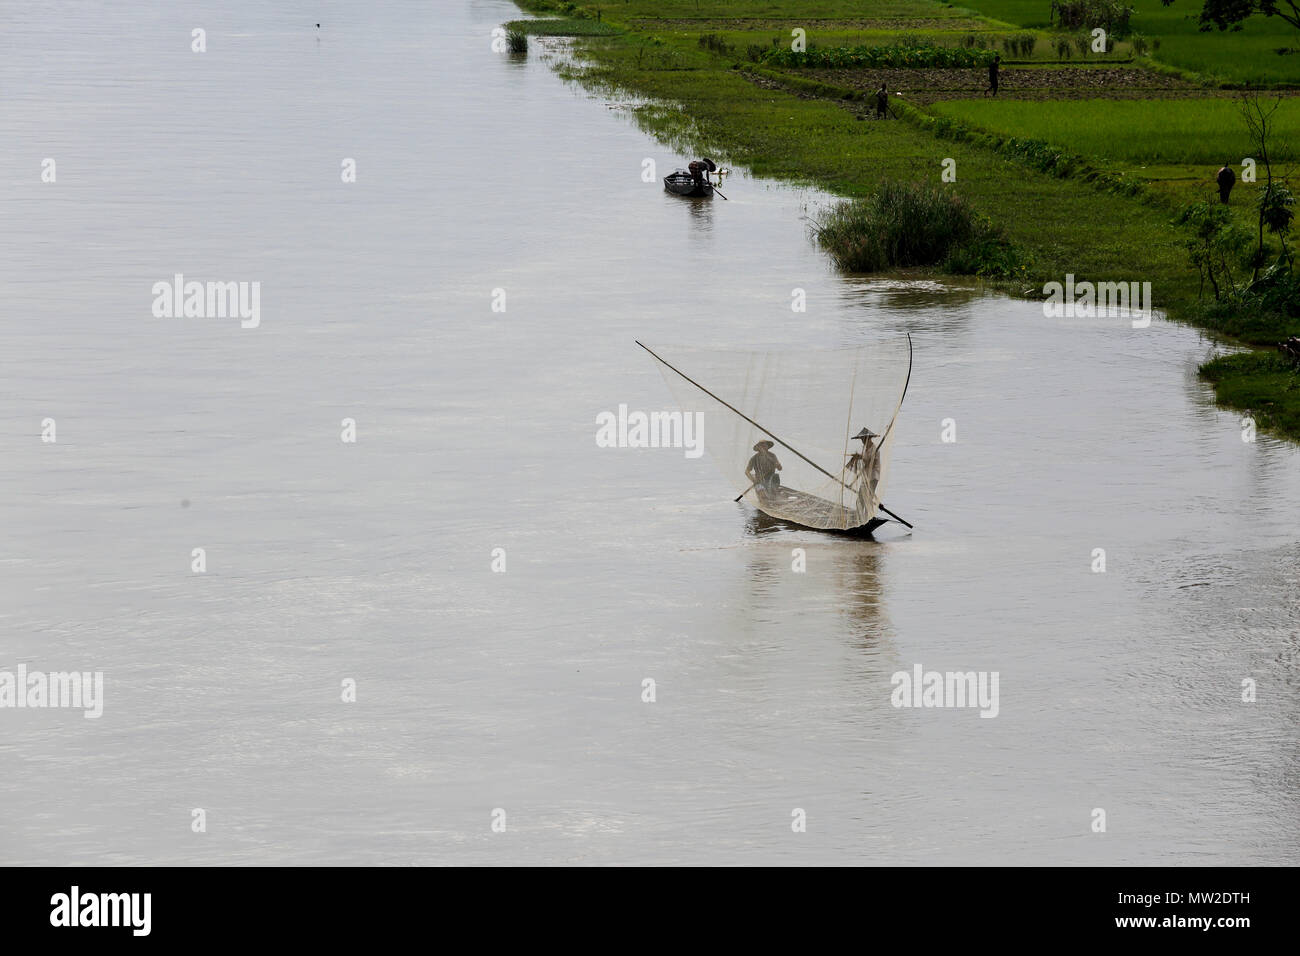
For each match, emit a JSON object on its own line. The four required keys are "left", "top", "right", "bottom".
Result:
{"left": 0, "top": 0, "right": 1296, "bottom": 865}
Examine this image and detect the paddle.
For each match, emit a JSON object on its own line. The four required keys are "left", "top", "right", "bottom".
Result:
{"left": 876, "top": 503, "right": 913, "bottom": 529}
{"left": 710, "top": 179, "right": 729, "bottom": 200}
{"left": 734, "top": 483, "right": 754, "bottom": 502}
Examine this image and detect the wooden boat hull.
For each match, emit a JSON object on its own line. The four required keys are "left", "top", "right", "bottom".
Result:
{"left": 664, "top": 172, "right": 713, "bottom": 197}
{"left": 745, "top": 507, "right": 889, "bottom": 538}
{"left": 743, "top": 485, "right": 891, "bottom": 537}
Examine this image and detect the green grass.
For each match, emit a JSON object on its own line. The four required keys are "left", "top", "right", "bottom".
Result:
{"left": 1187, "top": 299, "right": 1300, "bottom": 346}
{"left": 928, "top": 97, "right": 1300, "bottom": 165}
{"left": 505, "top": 17, "right": 621, "bottom": 36}
{"left": 1200, "top": 351, "right": 1300, "bottom": 435}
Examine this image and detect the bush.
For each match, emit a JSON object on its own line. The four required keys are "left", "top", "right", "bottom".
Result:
{"left": 698, "top": 33, "right": 733, "bottom": 55}
{"left": 1050, "top": 0, "right": 1135, "bottom": 33}
{"left": 1174, "top": 200, "right": 1254, "bottom": 300}
{"left": 1131, "top": 33, "right": 1149, "bottom": 57}
{"left": 1003, "top": 33, "right": 1036, "bottom": 57}
{"left": 1054, "top": 35, "right": 1073, "bottom": 59}
{"left": 506, "top": 30, "right": 528, "bottom": 54}
{"left": 812, "top": 181, "right": 1022, "bottom": 276}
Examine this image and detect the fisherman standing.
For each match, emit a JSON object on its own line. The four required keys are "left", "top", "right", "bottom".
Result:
{"left": 847, "top": 427, "right": 882, "bottom": 514}
{"left": 1216, "top": 162, "right": 1236, "bottom": 204}
{"left": 746, "top": 440, "right": 783, "bottom": 494}
{"left": 874, "top": 82, "right": 890, "bottom": 118}
{"left": 985, "top": 53, "right": 1000, "bottom": 97}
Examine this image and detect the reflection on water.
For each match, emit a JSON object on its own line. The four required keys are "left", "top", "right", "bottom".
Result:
{"left": 683, "top": 194, "right": 715, "bottom": 236}
{"left": 741, "top": 514, "right": 892, "bottom": 652}
{"left": 838, "top": 545, "right": 889, "bottom": 648}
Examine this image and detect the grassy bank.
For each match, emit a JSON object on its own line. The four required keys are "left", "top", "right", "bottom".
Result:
{"left": 509, "top": 0, "right": 1300, "bottom": 441}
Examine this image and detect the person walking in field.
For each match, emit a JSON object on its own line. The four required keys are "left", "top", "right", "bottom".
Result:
{"left": 984, "top": 53, "right": 1000, "bottom": 96}
{"left": 1216, "top": 162, "right": 1236, "bottom": 204}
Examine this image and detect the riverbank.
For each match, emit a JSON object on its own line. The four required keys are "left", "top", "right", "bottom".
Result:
{"left": 507, "top": 0, "right": 1300, "bottom": 441}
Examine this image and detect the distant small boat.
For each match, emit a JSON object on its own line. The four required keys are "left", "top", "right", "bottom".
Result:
{"left": 663, "top": 170, "right": 714, "bottom": 197}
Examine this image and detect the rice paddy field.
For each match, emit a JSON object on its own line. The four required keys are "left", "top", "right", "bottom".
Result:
{"left": 512, "top": 0, "right": 1300, "bottom": 436}
{"left": 929, "top": 97, "right": 1300, "bottom": 165}
{"left": 961, "top": 0, "right": 1300, "bottom": 85}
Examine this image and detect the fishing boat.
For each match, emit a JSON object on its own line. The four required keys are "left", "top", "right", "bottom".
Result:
{"left": 663, "top": 171, "right": 714, "bottom": 197}
{"left": 638, "top": 337, "right": 913, "bottom": 537}
{"left": 663, "top": 157, "right": 727, "bottom": 198}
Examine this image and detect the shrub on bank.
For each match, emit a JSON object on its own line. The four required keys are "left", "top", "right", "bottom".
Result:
{"left": 812, "top": 181, "right": 1025, "bottom": 277}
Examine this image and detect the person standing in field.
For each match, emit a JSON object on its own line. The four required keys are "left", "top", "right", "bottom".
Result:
{"left": 1216, "top": 163, "right": 1236, "bottom": 204}
{"left": 874, "top": 82, "right": 889, "bottom": 118}
{"left": 984, "top": 53, "right": 1000, "bottom": 96}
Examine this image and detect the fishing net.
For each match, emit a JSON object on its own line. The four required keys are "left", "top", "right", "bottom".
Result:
{"left": 641, "top": 338, "right": 911, "bottom": 531}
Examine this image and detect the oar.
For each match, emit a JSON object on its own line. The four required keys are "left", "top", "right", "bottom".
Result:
{"left": 710, "top": 180, "right": 729, "bottom": 200}
{"left": 876, "top": 503, "right": 912, "bottom": 529}
{"left": 841, "top": 464, "right": 915, "bottom": 530}
{"left": 734, "top": 482, "right": 754, "bottom": 502}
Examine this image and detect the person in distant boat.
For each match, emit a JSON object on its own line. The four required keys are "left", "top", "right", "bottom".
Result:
{"left": 846, "top": 427, "right": 882, "bottom": 513}
{"left": 746, "top": 440, "right": 782, "bottom": 493}
{"left": 874, "top": 82, "right": 889, "bottom": 118}
{"left": 1216, "top": 162, "right": 1236, "bottom": 204}
{"left": 985, "top": 53, "right": 1000, "bottom": 97}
